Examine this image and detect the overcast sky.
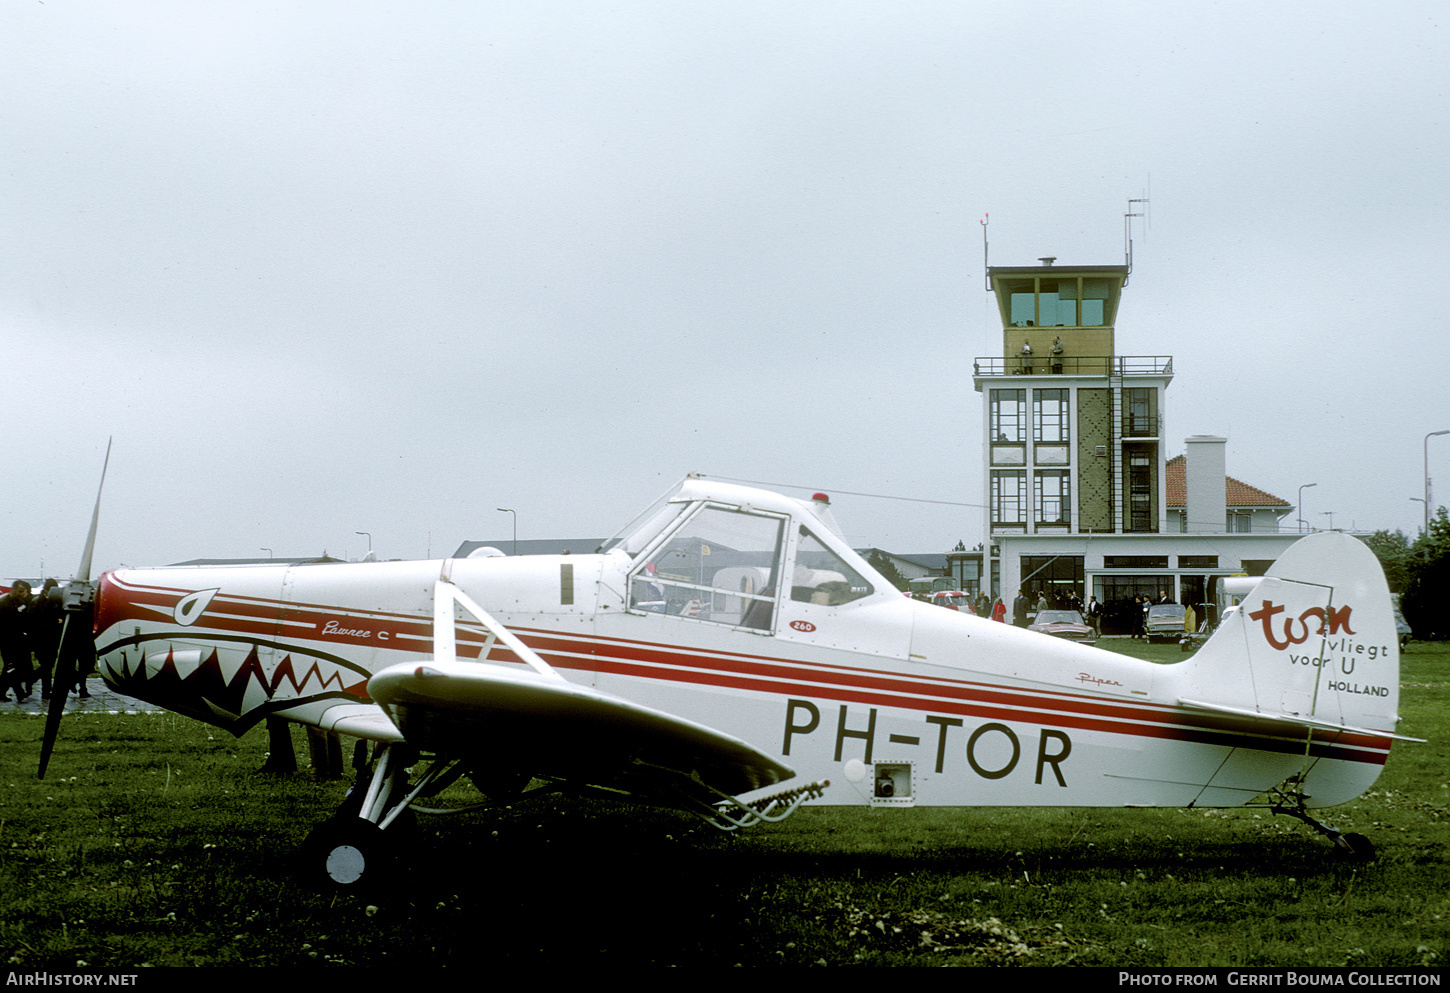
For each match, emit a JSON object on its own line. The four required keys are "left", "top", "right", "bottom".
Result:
{"left": 2, "top": 1, "right": 1446, "bottom": 578}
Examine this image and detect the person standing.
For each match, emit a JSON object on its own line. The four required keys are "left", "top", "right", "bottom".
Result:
{"left": 29, "top": 579, "right": 63, "bottom": 699}
{"left": 0, "top": 581, "right": 35, "bottom": 701}
{"left": 1087, "top": 595, "right": 1102, "bottom": 637}
{"left": 1012, "top": 589, "right": 1030, "bottom": 627}
{"left": 992, "top": 597, "right": 1006, "bottom": 623}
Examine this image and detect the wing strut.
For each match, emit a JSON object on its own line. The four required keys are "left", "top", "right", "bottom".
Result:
{"left": 432, "top": 576, "right": 565, "bottom": 682}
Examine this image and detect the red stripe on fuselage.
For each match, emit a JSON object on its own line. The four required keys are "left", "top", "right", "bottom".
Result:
{"left": 95, "top": 574, "right": 1391, "bottom": 765}
{"left": 508, "top": 628, "right": 1390, "bottom": 765}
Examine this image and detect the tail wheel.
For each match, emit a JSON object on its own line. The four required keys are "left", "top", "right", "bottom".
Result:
{"left": 1335, "top": 832, "right": 1376, "bottom": 861}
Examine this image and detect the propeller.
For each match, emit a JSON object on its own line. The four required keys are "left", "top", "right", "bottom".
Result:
{"left": 38, "top": 439, "right": 111, "bottom": 780}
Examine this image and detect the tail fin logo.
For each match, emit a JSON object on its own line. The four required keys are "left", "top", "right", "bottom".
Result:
{"left": 1247, "top": 600, "right": 1356, "bottom": 651}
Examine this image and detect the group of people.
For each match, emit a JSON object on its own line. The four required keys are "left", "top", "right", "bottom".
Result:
{"left": 933, "top": 586, "right": 1176, "bottom": 639}
{"left": 1127, "top": 592, "right": 1175, "bottom": 640}
{"left": 0, "top": 578, "right": 89, "bottom": 703}
{"left": 956, "top": 592, "right": 1014, "bottom": 624}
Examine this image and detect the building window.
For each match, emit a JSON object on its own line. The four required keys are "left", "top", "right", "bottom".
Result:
{"left": 1000, "top": 275, "right": 1118, "bottom": 330}
{"left": 1021, "top": 555, "right": 1085, "bottom": 605}
{"left": 1037, "top": 280, "right": 1078, "bottom": 327}
{"left": 1125, "top": 388, "right": 1156, "bottom": 437}
{"left": 1178, "top": 555, "right": 1219, "bottom": 569}
{"left": 1034, "top": 389, "right": 1069, "bottom": 444}
{"left": 1227, "top": 510, "right": 1253, "bottom": 533}
{"left": 1095, "top": 576, "right": 1172, "bottom": 634}
{"left": 1034, "top": 470, "right": 1070, "bottom": 525}
{"left": 991, "top": 470, "right": 1027, "bottom": 526}
{"left": 950, "top": 557, "right": 982, "bottom": 596}
{"left": 1128, "top": 450, "right": 1154, "bottom": 532}
{"left": 991, "top": 390, "right": 1026, "bottom": 443}
{"left": 1081, "top": 278, "right": 1114, "bottom": 326}
{"left": 1104, "top": 555, "right": 1169, "bottom": 569}
{"left": 1005, "top": 279, "right": 1037, "bottom": 327}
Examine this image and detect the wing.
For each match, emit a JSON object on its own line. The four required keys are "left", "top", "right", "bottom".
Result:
{"left": 363, "top": 575, "right": 806, "bottom": 821}
{"left": 312, "top": 703, "right": 407, "bottom": 743}
{"left": 368, "top": 660, "right": 795, "bottom": 800}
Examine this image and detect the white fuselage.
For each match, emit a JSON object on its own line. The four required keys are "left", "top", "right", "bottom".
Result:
{"left": 93, "top": 544, "right": 1390, "bottom": 811}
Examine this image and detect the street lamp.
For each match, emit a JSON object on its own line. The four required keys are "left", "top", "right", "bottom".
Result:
{"left": 1320, "top": 510, "right": 1335, "bottom": 532}
{"left": 261, "top": 548, "right": 272, "bottom": 559}
{"left": 497, "top": 508, "right": 517, "bottom": 556}
{"left": 1297, "top": 483, "right": 1317, "bottom": 533}
{"left": 1425, "top": 430, "right": 1449, "bottom": 532}
{"left": 355, "top": 531, "right": 372, "bottom": 560}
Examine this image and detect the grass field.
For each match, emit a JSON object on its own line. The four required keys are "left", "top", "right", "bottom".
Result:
{"left": 0, "top": 640, "right": 1445, "bottom": 969}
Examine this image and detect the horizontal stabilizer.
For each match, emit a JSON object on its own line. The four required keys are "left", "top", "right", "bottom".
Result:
{"left": 1177, "top": 697, "right": 1423, "bottom": 743}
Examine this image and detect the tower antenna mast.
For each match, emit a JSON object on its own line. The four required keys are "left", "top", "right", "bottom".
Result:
{"left": 1124, "top": 197, "right": 1148, "bottom": 285}
{"left": 980, "top": 212, "right": 990, "bottom": 291}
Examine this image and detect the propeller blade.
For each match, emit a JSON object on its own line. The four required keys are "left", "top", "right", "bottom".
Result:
{"left": 37, "top": 439, "right": 111, "bottom": 779}
{"left": 37, "top": 608, "right": 96, "bottom": 777}
{"left": 37, "top": 609, "right": 90, "bottom": 779}
{"left": 75, "top": 438, "right": 111, "bottom": 585}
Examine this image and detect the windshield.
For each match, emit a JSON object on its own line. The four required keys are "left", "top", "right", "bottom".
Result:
{"left": 628, "top": 504, "right": 786, "bottom": 629}
{"left": 1036, "top": 610, "right": 1084, "bottom": 624}
{"left": 602, "top": 498, "right": 691, "bottom": 557}
{"left": 1147, "top": 604, "right": 1185, "bottom": 619}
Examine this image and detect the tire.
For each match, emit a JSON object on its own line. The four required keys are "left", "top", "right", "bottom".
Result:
{"left": 300, "top": 816, "right": 395, "bottom": 890}
{"left": 1335, "top": 832, "right": 1376, "bottom": 861}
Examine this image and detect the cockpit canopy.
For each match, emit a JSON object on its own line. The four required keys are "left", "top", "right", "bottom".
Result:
{"left": 608, "top": 479, "right": 881, "bottom": 631}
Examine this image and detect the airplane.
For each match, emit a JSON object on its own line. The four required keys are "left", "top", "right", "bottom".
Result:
{"left": 37, "top": 451, "right": 1421, "bottom": 889}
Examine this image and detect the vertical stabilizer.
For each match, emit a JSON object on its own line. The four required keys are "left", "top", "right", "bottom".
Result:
{"left": 1177, "top": 532, "right": 1402, "bottom": 737}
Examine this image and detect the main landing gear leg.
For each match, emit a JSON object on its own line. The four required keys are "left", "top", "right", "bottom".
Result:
{"left": 301, "top": 743, "right": 426, "bottom": 890}
{"left": 1269, "top": 794, "right": 1376, "bottom": 861}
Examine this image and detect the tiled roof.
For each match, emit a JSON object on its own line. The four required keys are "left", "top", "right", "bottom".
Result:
{"left": 1165, "top": 454, "right": 1291, "bottom": 509}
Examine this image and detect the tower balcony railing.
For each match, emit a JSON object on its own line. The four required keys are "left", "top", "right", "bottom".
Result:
{"left": 972, "top": 355, "right": 1173, "bottom": 377}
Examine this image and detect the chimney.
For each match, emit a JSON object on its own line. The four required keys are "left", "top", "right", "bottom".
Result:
{"left": 1184, "top": 436, "right": 1227, "bottom": 533}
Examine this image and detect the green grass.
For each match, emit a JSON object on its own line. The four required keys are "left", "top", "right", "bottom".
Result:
{"left": 0, "top": 644, "right": 1445, "bottom": 968}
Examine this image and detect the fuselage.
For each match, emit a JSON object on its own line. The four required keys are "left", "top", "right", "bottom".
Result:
{"left": 93, "top": 538, "right": 1392, "bottom": 811}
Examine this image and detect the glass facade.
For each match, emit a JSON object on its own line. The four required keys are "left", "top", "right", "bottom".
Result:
{"left": 1002, "top": 275, "right": 1115, "bottom": 328}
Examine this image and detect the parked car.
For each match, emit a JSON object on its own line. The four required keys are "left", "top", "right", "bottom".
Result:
{"left": 1392, "top": 595, "right": 1412, "bottom": 650}
{"left": 1144, "top": 603, "right": 1188, "bottom": 643}
{"left": 929, "top": 591, "right": 975, "bottom": 613}
{"left": 1028, "top": 609, "right": 1095, "bottom": 644}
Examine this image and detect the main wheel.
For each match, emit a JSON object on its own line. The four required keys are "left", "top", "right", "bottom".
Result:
{"left": 300, "top": 817, "right": 395, "bottom": 890}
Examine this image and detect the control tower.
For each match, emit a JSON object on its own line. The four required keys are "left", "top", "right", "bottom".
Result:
{"left": 972, "top": 256, "right": 1174, "bottom": 599}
